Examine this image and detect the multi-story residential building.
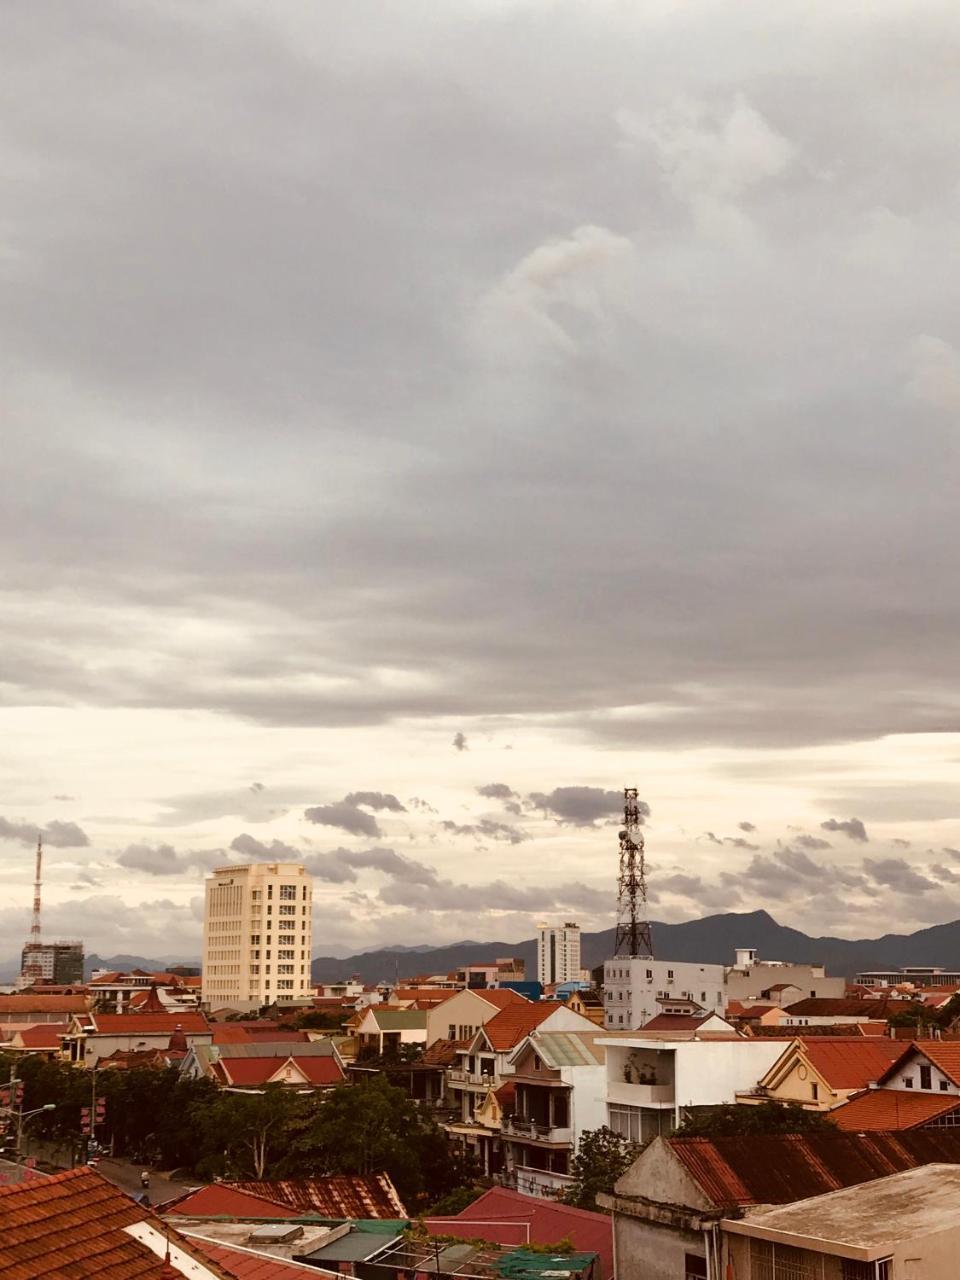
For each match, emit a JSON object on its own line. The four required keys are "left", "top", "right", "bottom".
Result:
{"left": 725, "top": 947, "right": 845, "bottom": 1003}
{"left": 538, "top": 923, "right": 581, "bottom": 986}
{"left": 500, "top": 1030, "right": 615, "bottom": 1198}
{"left": 17, "top": 940, "right": 84, "bottom": 989}
{"left": 201, "top": 862, "right": 313, "bottom": 1012}
{"left": 603, "top": 957, "right": 725, "bottom": 1029}
{"left": 857, "top": 966, "right": 960, "bottom": 988}
{"left": 445, "top": 1001, "right": 598, "bottom": 1171}
{"left": 600, "top": 1034, "right": 784, "bottom": 1143}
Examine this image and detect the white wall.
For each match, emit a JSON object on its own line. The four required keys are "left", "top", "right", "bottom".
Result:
{"left": 603, "top": 959, "right": 726, "bottom": 1029}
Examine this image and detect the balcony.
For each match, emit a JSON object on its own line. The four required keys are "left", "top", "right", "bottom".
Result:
{"left": 607, "top": 1080, "right": 674, "bottom": 1108}
{"left": 448, "top": 1068, "right": 496, "bottom": 1089}
{"left": 502, "top": 1114, "right": 573, "bottom": 1145}
{"left": 513, "top": 1166, "right": 573, "bottom": 1198}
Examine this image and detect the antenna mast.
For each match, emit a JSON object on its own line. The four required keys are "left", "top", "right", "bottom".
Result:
{"left": 21, "top": 835, "right": 44, "bottom": 986}
{"left": 614, "top": 788, "right": 652, "bottom": 958}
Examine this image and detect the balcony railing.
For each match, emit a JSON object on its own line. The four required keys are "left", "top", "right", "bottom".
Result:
{"left": 448, "top": 1068, "right": 496, "bottom": 1087}
{"left": 502, "top": 1114, "right": 572, "bottom": 1142}
{"left": 607, "top": 1080, "right": 674, "bottom": 1107}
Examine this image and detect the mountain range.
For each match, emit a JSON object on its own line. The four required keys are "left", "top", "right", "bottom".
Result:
{"left": 310, "top": 909, "right": 960, "bottom": 984}
{"left": 4, "top": 910, "right": 959, "bottom": 986}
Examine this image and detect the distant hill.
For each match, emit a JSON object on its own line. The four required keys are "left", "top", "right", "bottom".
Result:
{"left": 83, "top": 953, "right": 200, "bottom": 978}
{"left": 311, "top": 909, "right": 960, "bottom": 984}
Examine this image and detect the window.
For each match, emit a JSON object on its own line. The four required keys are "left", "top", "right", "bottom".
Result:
{"left": 701, "top": 992, "right": 706, "bottom": 1002}
{"left": 278, "top": 964, "right": 294, "bottom": 974}
{"left": 448, "top": 1025, "right": 456, "bottom": 1040}
{"left": 811, "top": 1082, "right": 819, "bottom": 1101}
{"left": 279, "top": 949, "right": 295, "bottom": 960}
{"left": 920, "top": 1064, "right": 932, "bottom": 1090}
{"left": 684, "top": 1256, "right": 707, "bottom": 1280}
{"left": 941, "top": 1080, "right": 950, "bottom": 1091}
{"left": 618, "top": 1014, "right": 623, "bottom": 1024}
{"left": 277, "top": 980, "right": 294, "bottom": 990}
{"left": 267, "top": 884, "right": 273, "bottom": 899}
{"left": 904, "top": 1076, "right": 914, "bottom": 1088}
{"left": 279, "top": 904, "right": 296, "bottom": 915}
{"left": 646, "top": 969, "right": 653, "bottom": 980}
{"left": 280, "top": 884, "right": 297, "bottom": 900}
{"left": 667, "top": 970, "right": 674, "bottom": 979}
{"left": 250, "top": 935, "right": 260, "bottom": 945}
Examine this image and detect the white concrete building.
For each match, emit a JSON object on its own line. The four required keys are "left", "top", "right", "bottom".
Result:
{"left": 603, "top": 957, "right": 726, "bottom": 1029}
{"left": 600, "top": 1035, "right": 784, "bottom": 1143}
{"left": 538, "top": 922, "right": 581, "bottom": 986}
{"left": 201, "top": 862, "right": 313, "bottom": 1012}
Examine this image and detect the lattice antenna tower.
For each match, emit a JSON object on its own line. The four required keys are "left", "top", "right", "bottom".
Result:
{"left": 614, "top": 787, "right": 653, "bottom": 958}
{"left": 31, "top": 834, "right": 42, "bottom": 949}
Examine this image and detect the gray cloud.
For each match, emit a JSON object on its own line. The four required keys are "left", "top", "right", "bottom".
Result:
{"left": 528, "top": 787, "right": 638, "bottom": 827}
{"left": 304, "top": 803, "right": 382, "bottom": 838}
{"left": 117, "top": 842, "right": 224, "bottom": 875}
{"left": 795, "top": 834, "right": 832, "bottom": 851}
{"left": 343, "top": 792, "right": 407, "bottom": 812}
{"left": 0, "top": 817, "right": 89, "bottom": 848}
{"left": 821, "top": 818, "right": 868, "bottom": 843}
{"left": 452, "top": 733, "right": 468, "bottom": 753}
{"left": 863, "top": 857, "right": 938, "bottom": 894}
{"left": 476, "top": 782, "right": 522, "bottom": 814}
{"left": 738, "top": 822, "right": 756, "bottom": 833}
{"left": 440, "top": 818, "right": 528, "bottom": 845}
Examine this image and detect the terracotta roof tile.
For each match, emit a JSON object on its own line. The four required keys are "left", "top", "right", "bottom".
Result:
{"left": 799, "top": 1038, "right": 905, "bottom": 1089}
{"left": 10, "top": 1023, "right": 69, "bottom": 1049}
{"left": 475, "top": 989, "right": 529, "bottom": 1010}
{"left": 88, "top": 1013, "right": 210, "bottom": 1035}
{"left": 163, "top": 1184, "right": 296, "bottom": 1218}
{"left": 480, "top": 1002, "right": 563, "bottom": 1051}
{"left": 219, "top": 1055, "right": 344, "bottom": 1087}
{"left": 0, "top": 996, "right": 89, "bottom": 1015}
{"left": 192, "top": 1238, "right": 315, "bottom": 1277}
{"left": 831, "top": 1088, "right": 960, "bottom": 1130}
{"left": 0, "top": 1166, "right": 237, "bottom": 1278}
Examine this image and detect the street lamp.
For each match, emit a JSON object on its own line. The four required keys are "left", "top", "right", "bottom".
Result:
{"left": 16, "top": 1104, "right": 56, "bottom": 1163}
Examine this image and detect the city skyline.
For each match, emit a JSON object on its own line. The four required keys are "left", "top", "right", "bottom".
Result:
{"left": 5, "top": 2, "right": 960, "bottom": 959}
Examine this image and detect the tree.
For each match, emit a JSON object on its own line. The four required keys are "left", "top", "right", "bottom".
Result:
{"left": 426, "top": 1183, "right": 488, "bottom": 1216}
{"left": 290, "top": 1075, "right": 476, "bottom": 1208}
{"left": 676, "top": 1101, "right": 837, "bottom": 1137}
{"left": 188, "top": 1085, "right": 312, "bottom": 1180}
{"left": 564, "top": 1126, "right": 639, "bottom": 1211}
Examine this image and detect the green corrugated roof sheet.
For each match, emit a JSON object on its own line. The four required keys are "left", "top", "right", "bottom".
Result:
{"left": 372, "top": 1010, "right": 427, "bottom": 1030}
{"left": 497, "top": 1249, "right": 597, "bottom": 1278}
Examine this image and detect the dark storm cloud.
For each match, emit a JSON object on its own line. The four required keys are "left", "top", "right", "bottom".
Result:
{"left": 0, "top": 817, "right": 89, "bottom": 848}
{"left": 343, "top": 792, "right": 407, "bottom": 812}
{"left": 440, "top": 818, "right": 528, "bottom": 845}
{"left": 5, "top": 2, "right": 960, "bottom": 762}
{"left": 527, "top": 787, "right": 638, "bottom": 827}
{"left": 304, "top": 803, "right": 382, "bottom": 838}
{"left": 821, "top": 818, "right": 869, "bottom": 843}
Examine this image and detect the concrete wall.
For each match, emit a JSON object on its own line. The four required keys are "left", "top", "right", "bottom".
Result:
{"left": 613, "top": 1213, "right": 707, "bottom": 1280}
{"left": 725, "top": 962, "right": 844, "bottom": 1004}
{"left": 603, "top": 959, "right": 725, "bottom": 1030}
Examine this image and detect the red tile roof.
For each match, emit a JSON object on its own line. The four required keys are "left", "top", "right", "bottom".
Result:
{"left": 217, "top": 1055, "right": 344, "bottom": 1087}
{"left": 642, "top": 1013, "right": 717, "bottom": 1031}
{"left": 0, "top": 1166, "right": 236, "bottom": 1278}
{"left": 231, "top": 1173, "right": 406, "bottom": 1218}
{"left": 663, "top": 1130, "right": 960, "bottom": 1207}
{"left": 11, "top": 1022, "right": 69, "bottom": 1049}
{"left": 428, "top": 1187, "right": 613, "bottom": 1279}
{"left": 163, "top": 1183, "right": 296, "bottom": 1218}
{"left": 783, "top": 997, "right": 907, "bottom": 1018}
{"left": 87, "top": 1013, "right": 210, "bottom": 1035}
{"left": 480, "top": 1002, "right": 563, "bottom": 1051}
{"left": 879, "top": 1042, "right": 960, "bottom": 1087}
{"left": 212, "top": 1027, "right": 309, "bottom": 1045}
{"left": 0, "top": 995, "right": 89, "bottom": 1015}
{"left": 192, "top": 1238, "right": 315, "bottom": 1277}
{"left": 799, "top": 1038, "right": 905, "bottom": 1089}
{"left": 831, "top": 1088, "right": 960, "bottom": 1130}
{"left": 420, "top": 1038, "right": 467, "bottom": 1066}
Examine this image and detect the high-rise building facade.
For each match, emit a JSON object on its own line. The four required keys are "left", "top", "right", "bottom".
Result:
{"left": 17, "top": 940, "right": 84, "bottom": 988}
{"left": 537, "top": 922, "right": 581, "bottom": 986}
{"left": 202, "top": 862, "right": 313, "bottom": 1012}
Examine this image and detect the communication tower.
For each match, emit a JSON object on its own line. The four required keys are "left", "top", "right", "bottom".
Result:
{"left": 614, "top": 788, "right": 653, "bottom": 958}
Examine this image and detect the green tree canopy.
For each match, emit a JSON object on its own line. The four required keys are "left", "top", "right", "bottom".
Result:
{"left": 564, "top": 1126, "right": 639, "bottom": 1211}
{"left": 676, "top": 1101, "right": 837, "bottom": 1137}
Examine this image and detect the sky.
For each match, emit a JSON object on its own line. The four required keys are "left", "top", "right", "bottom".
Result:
{"left": 3, "top": 0, "right": 960, "bottom": 965}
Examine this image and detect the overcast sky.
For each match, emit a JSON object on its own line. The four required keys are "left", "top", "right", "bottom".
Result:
{"left": 3, "top": 0, "right": 960, "bottom": 963}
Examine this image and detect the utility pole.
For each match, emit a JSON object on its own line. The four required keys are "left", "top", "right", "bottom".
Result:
{"left": 613, "top": 787, "right": 653, "bottom": 958}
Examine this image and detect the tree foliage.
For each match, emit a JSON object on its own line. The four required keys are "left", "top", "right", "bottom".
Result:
{"left": 563, "top": 1126, "right": 639, "bottom": 1211}
{"left": 676, "top": 1101, "right": 837, "bottom": 1137}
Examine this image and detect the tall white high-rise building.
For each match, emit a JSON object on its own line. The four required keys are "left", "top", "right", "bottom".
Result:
{"left": 537, "top": 922, "right": 581, "bottom": 986}
{"left": 202, "top": 862, "right": 313, "bottom": 1012}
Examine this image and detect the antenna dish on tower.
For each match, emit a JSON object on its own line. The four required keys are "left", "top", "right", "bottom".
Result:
{"left": 614, "top": 788, "right": 652, "bottom": 959}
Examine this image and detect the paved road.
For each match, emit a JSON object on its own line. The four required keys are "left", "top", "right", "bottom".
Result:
{"left": 22, "top": 1139, "right": 197, "bottom": 1206}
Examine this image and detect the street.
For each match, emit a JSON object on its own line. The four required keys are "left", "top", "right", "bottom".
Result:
{"left": 20, "top": 1138, "right": 198, "bottom": 1206}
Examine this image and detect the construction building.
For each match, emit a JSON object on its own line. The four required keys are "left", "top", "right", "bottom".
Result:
{"left": 18, "top": 940, "right": 84, "bottom": 988}
{"left": 201, "top": 862, "right": 313, "bottom": 1012}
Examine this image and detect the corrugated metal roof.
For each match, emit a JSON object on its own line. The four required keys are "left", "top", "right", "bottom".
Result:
{"left": 528, "top": 1032, "right": 605, "bottom": 1067}
{"left": 216, "top": 1040, "right": 335, "bottom": 1059}
{"left": 164, "top": 1184, "right": 297, "bottom": 1219}
{"left": 665, "top": 1130, "right": 960, "bottom": 1208}
{"left": 231, "top": 1174, "right": 407, "bottom": 1219}
{"left": 368, "top": 1010, "right": 427, "bottom": 1030}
